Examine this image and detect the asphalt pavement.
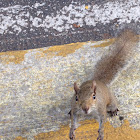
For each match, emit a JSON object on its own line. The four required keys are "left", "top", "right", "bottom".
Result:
{"left": 0, "top": 0, "right": 140, "bottom": 52}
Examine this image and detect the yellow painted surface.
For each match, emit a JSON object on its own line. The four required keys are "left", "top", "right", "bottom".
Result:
{"left": 0, "top": 42, "right": 86, "bottom": 64}
{"left": 43, "top": 42, "right": 86, "bottom": 57}
{"left": 0, "top": 50, "right": 27, "bottom": 64}
{"left": 0, "top": 136, "right": 3, "bottom": 139}
{"left": 136, "top": 105, "right": 140, "bottom": 108}
{"left": 14, "top": 136, "right": 26, "bottom": 140}
{"left": 34, "top": 119, "right": 140, "bottom": 140}
{"left": 0, "top": 35, "right": 139, "bottom": 65}
{"left": 85, "top": 5, "right": 89, "bottom": 9}
{"left": 0, "top": 36, "right": 133, "bottom": 65}
{"left": 91, "top": 38, "right": 116, "bottom": 48}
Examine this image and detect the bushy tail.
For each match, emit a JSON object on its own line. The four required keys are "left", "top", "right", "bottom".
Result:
{"left": 93, "top": 29, "right": 139, "bottom": 84}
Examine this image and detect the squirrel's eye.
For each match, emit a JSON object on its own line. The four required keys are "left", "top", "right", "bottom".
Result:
{"left": 75, "top": 96, "right": 78, "bottom": 101}
{"left": 93, "top": 95, "right": 96, "bottom": 99}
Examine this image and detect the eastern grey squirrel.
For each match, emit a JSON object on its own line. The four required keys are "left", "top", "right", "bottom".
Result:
{"left": 68, "top": 30, "right": 139, "bottom": 140}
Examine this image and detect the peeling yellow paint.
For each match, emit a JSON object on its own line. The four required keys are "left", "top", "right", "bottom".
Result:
{"left": 91, "top": 38, "right": 116, "bottom": 48}
{"left": 43, "top": 42, "right": 86, "bottom": 57}
{"left": 34, "top": 119, "right": 140, "bottom": 140}
{"left": 14, "top": 136, "right": 26, "bottom": 140}
{"left": 0, "top": 50, "right": 27, "bottom": 64}
{"left": 136, "top": 105, "right": 140, "bottom": 108}
{"left": 85, "top": 6, "right": 89, "bottom": 9}
{"left": 0, "top": 35, "right": 139, "bottom": 64}
{"left": 0, "top": 39, "right": 119, "bottom": 65}
{"left": 34, "top": 51, "right": 45, "bottom": 59}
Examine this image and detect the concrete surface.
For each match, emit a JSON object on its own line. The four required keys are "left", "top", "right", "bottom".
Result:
{"left": 0, "top": 0, "right": 140, "bottom": 140}
{"left": 0, "top": 0, "right": 140, "bottom": 51}
{"left": 0, "top": 35, "right": 140, "bottom": 139}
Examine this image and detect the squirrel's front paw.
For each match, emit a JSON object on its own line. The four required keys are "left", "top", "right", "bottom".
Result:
{"left": 69, "top": 128, "right": 75, "bottom": 140}
{"left": 111, "top": 108, "right": 119, "bottom": 116}
{"left": 108, "top": 108, "right": 119, "bottom": 117}
{"left": 97, "top": 129, "right": 104, "bottom": 140}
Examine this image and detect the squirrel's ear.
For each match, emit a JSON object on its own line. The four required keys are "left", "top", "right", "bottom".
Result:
{"left": 74, "top": 82, "right": 79, "bottom": 94}
{"left": 92, "top": 80, "right": 96, "bottom": 94}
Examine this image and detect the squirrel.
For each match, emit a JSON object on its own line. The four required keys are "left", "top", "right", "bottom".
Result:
{"left": 68, "top": 29, "right": 139, "bottom": 140}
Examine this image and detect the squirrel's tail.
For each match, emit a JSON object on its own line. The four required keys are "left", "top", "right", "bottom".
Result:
{"left": 93, "top": 29, "right": 139, "bottom": 84}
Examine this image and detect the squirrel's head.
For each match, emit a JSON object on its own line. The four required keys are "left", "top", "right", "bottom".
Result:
{"left": 74, "top": 80, "right": 97, "bottom": 114}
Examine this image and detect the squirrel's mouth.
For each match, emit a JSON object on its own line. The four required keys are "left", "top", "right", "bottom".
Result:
{"left": 82, "top": 107, "right": 89, "bottom": 114}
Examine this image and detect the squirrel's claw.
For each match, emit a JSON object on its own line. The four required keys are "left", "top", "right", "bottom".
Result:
{"left": 108, "top": 108, "right": 119, "bottom": 117}
{"left": 68, "top": 110, "right": 71, "bottom": 116}
{"left": 97, "top": 135, "right": 103, "bottom": 140}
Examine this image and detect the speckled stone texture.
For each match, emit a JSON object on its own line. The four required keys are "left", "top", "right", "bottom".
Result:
{"left": 0, "top": 36, "right": 140, "bottom": 139}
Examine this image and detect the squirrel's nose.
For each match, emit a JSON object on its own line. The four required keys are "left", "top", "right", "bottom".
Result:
{"left": 82, "top": 107, "right": 89, "bottom": 114}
